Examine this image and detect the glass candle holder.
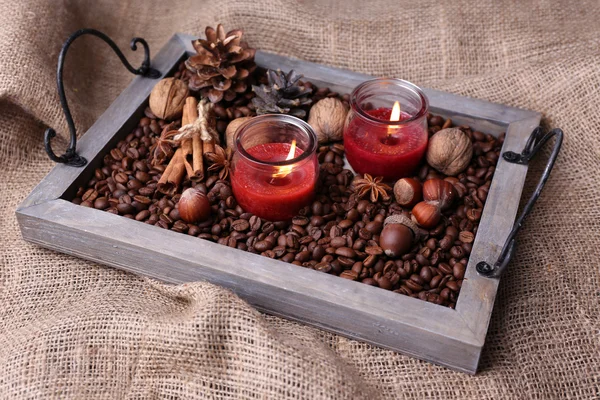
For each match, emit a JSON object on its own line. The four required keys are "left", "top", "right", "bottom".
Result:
{"left": 344, "top": 78, "right": 429, "bottom": 181}
{"left": 230, "top": 114, "right": 319, "bottom": 221}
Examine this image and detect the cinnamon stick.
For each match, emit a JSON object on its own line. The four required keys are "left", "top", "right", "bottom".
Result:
{"left": 158, "top": 148, "right": 185, "bottom": 195}
{"left": 192, "top": 134, "right": 204, "bottom": 181}
{"left": 182, "top": 97, "right": 204, "bottom": 182}
{"left": 203, "top": 139, "right": 215, "bottom": 154}
{"left": 181, "top": 139, "right": 194, "bottom": 179}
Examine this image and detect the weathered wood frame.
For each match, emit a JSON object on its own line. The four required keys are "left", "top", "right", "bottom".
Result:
{"left": 16, "top": 33, "right": 541, "bottom": 374}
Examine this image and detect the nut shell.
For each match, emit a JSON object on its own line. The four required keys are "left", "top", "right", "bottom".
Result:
{"left": 393, "top": 178, "right": 422, "bottom": 207}
{"left": 225, "top": 117, "right": 253, "bottom": 149}
{"left": 307, "top": 98, "right": 348, "bottom": 144}
{"left": 423, "top": 179, "right": 456, "bottom": 211}
{"left": 379, "top": 223, "right": 414, "bottom": 258}
{"left": 149, "top": 78, "right": 189, "bottom": 120}
{"left": 426, "top": 128, "right": 473, "bottom": 176}
{"left": 178, "top": 187, "right": 211, "bottom": 223}
{"left": 411, "top": 201, "right": 442, "bottom": 229}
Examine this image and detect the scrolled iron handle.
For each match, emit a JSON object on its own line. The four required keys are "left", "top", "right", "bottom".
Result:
{"left": 476, "top": 127, "right": 563, "bottom": 278}
{"left": 44, "top": 29, "right": 161, "bottom": 167}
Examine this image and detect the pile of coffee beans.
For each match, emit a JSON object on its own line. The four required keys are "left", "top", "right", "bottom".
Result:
{"left": 71, "top": 69, "right": 502, "bottom": 309}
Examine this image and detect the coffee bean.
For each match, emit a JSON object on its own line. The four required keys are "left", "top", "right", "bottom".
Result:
{"left": 312, "top": 245, "right": 326, "bottom": 261}
{"left": 340, "top": 270, "right": 358, "bottom": 280}
{"left": 292, "top": 216, "right": 309, "bottom": 226}
{"left": 439, "top": 235, "right": 453, "bottom": 251}
{"left": 254, "top": 240, "right": 272, "bottom": 252}
{"left": 430, "top": 275, "right": 442, "bottom": 289}
{"left": 450, "top": 246, "right": 465, "bottom": 259}
{"left": 338, "top": 257, "right": 354, "bottom": 268}
{"left": 361, "top": 278, "right": 378, "bottom": 286}
{"left": 378, "top": 276, "right": 392, "bottom": 290}
{"left": 110, "top": 148, "right": 124, "bottom": 161}
{"left": 82, "top": 189, "right": 98, "bottom": 202}
{"left": 330, "top": 237, "right": 346, "bottom": 248}
{"left": 365, "top": 221, "right": 382, "bottom": 234}
{"left": 415, "top": 254, "right": 430, "bottom": 266}
{"left": 116, "top": 203, "right": 135, "bottom": 214}
{"left": 93, "top": 197, "right": 109, "bottom": 210}
{"left": 335, "top": 247, "right": 356, "bottom": 258}
{"left": 459, "top": 231, "right": 474, "bottom": 244}
{"left": 330, "top": 225, "right": 343, "bottom": 238}
{"left": 453, "top": 263, "right": 466, "bottom": 280}
{"left": 315, "top": 262, "right": 332, "bottom": 273}
{"left": 466, "top": 208, "right": 482, "bottom": 222}
{"left": 244, "top": 216, "right": 260, "bottom": 231}
{"left": 405, "top": 279, "right": 422, "bottom": 292}
{"left": 295, "top": 251, "right": 311, "bottom": 263}
{"left": 439, "top": 263, "right": 453, "bottom": 275}
{"left": 446, "top": 280, "right": 459, "bottom": 292}
{"left": 420, "top": 266, "right": 433, "bottom": 282}
{"left": 231, "top": 219, "right": 250, "bottom": 232}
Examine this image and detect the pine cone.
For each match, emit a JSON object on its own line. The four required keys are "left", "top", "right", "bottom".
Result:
{"left": 185, "top": 24, "right": 256, "bottom": 103}
{"left": 251, "top": 69, "right": 312, "bottom": 119}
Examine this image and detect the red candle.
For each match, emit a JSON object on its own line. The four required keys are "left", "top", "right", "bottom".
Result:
{"left": 231, "top": 143, "right": 317, "bottom": 221}
{"left": 230, "top": 114, "right": 319, "bottom": 221}
{"left": 344, "top": 79, "right": 429, "bottom": 181}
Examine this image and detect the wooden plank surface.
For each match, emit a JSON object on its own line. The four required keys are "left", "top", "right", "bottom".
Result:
{"left": 18, "top": 199, "right": 480, "bottom": 373}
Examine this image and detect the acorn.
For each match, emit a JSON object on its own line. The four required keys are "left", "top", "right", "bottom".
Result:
{"left": 178, "top": 187, "right": 211, "bottom": 223}
{"left": 379, "top": 214, "right": 418, "bottom": 258}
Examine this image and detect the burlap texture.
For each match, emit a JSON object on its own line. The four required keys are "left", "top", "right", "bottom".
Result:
{"left": 1, "top": 0, "right": 599, "bottom": 398}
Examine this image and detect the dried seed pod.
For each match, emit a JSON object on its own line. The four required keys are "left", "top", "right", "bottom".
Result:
{"left": 426, "top": 128, "right": 473, "bottom": 176}
{"left": 149, "top": 78, "right": 189, "bottom": 120}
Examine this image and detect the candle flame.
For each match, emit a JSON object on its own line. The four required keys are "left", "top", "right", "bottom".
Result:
{"left": 390, "top": 101, "right": 401, "bottom": 122}
{"left": 387, "top": 101, "right": 401, "bottom": 138}
{"left": 272, "top": 139, "right": 297, "bottom": 179}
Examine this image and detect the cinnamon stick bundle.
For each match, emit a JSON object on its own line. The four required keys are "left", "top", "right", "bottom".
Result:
{"left": 157, "top": 97, "right": 219, "bottom": 192}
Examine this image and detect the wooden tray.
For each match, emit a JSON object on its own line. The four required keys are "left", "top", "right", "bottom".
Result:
{"left": 17, "top": 33, "right": 544, "bottom": 374}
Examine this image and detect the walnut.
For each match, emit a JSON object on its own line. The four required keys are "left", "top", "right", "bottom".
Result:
{"left": 225, "top": 117, "right": 253, "bottom": 149}
{"left": 307, "top": 98, "right": 348, "bottom": 144}
{"left": 149, "top": 78, "right": 189, "bottom": 120}
{"left": 426, "top": 128, "right": 473, "bottom": 176}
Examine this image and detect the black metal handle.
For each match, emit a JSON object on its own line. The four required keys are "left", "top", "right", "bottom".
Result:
{"left": 476, "top": 127, "right": 563, "bottom": 278}
{"left": 44, "top": 29, "right": 161, "bottom": 167}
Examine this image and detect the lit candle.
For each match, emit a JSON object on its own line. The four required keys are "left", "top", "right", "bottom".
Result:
{"left": 230, "top": 115, "right": 318, "bottom": 221}
{"left": 344, "top": 79, "right": 429, "bottom": 180}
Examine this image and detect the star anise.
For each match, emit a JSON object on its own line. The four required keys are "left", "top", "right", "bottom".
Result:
{"left": 206, "top": 145, "right": 232, "bottom": 180}
{"left": 149, "top": 122, "right": 178, "bottom": 165}
{"left": 352, "top": 174, "right": 391, "bottom": 202}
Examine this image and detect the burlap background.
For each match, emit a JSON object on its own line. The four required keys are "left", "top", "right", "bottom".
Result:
{"left": 1, "top": 0, "right": 599, "bottom": 398}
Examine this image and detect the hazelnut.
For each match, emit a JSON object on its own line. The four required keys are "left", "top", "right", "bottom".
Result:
{"left": 307, "top": 98, "right": 349, "bottom": 144}
{"left": 422, "top": 179, "right": 456, "bottom": 210}
{"left": 411, "top": 201, "right": 441, "bottom": 229}
{"left": 225, "top": 117, "right": 253, "bottom": 149}
{"left": 393, "top": 178, "right": 422, "bottom": 207}
{"left": 149, "top": 78, "right": 189, "bottom": 120}
{"left": 426, "top": 128, "right": 473, "bottom": 176}
{"left": 379, "top": 215, "right": 417, "bottom": 258}
{"left": 178, "top": 187, "right": 211, "bottom": 223}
